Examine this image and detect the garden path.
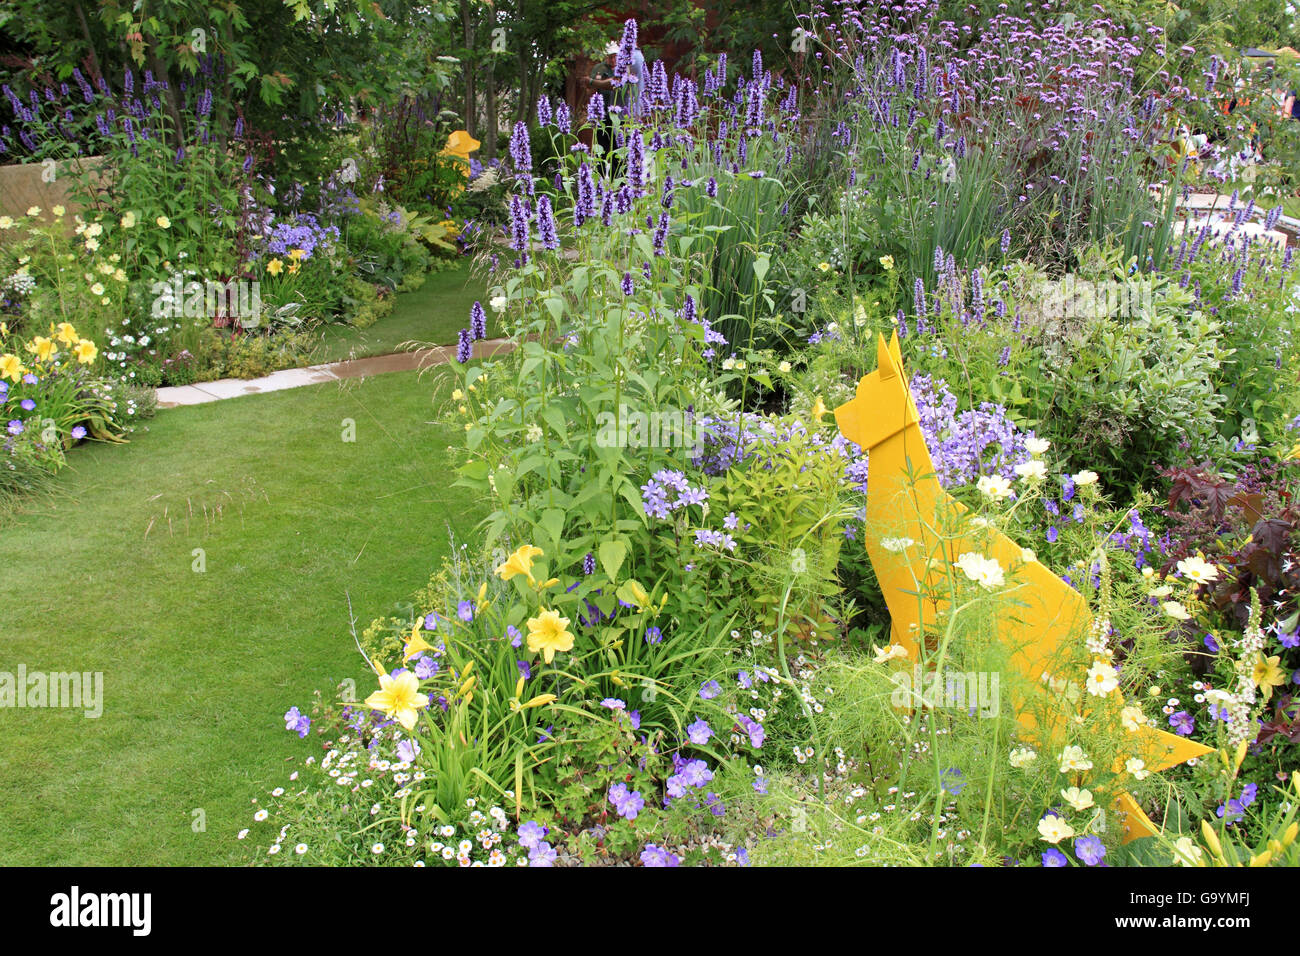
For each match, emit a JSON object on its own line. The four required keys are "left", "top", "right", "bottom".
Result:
{"left": 155, "top": 337, "right": 514, "bottom": 408}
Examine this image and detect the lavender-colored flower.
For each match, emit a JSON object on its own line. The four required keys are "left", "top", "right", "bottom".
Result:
{"left": 456, "top": 328, "right": 472, "bottom": 364}
{"left": 1041, "top": 848, "right": 1068, "bottom": 867}
{"left": 628, "top": 131, "right": 646, "bottom": 196}
{"left": 652, "top": 211, "right": 670, "bottom": 255}
{"left": 622, "top": 271, "right": 634, "bottom": 296}
{"left": 1169, "top": 710, "right": 1194, "bottom": 736}
{"left": 517, "top": 816, "right": 548, "bottom": 848}
{"left": 469, "top": 301, "right": 487, "bottom": 340}
{"left": 588, "top": 92, "right": 606, "bottom": 122}
{"left": 609, "top": 783, "right": 645, "bottom": 820}
{"left": 698, "top": 680, "right": 720, "bottom": 700}
{"left": 456, "top": 600, "right": 474, "bottom": 623}
{"left": 536, "top": 194, "right": 559, "bottom": 249}
{"left": 640, "top": 844, "right": 680, "bottom": 867}
{"left": 283, "top": 706, "right": 311, "bottom": 738}
{"left": 614, "top": 19, "right": 639, "bottom": 86}
{"left": 644, "top": 626, "right": 662, "bottom": 644}
{"left": 686, "top": 717, "right": 713, "bottom": 745}
{"left": 509, "top": 121, "right": 532, "bottom": 178}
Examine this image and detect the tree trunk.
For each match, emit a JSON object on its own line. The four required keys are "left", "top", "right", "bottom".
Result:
{"left": 461, "top": 0, "right": 477, "bottom": 139}
{"left": 145, "top": 46, "right": 188, "bottom": 150}
{"left": 72, "top": 0, "right": 104, "bottom": 81}
{"left": 484, "top": 55, "right": 497, "bottom": 159}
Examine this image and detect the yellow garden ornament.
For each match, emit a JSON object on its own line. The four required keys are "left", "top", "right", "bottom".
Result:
{"left": 440, "top": 130, "right": 480, "bottom": 195}
{"left": 833, "top": 332, "right": 1212, "bottom": 843}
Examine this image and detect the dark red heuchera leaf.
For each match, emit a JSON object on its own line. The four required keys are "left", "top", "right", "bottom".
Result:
{"left": 1257, "top": 695, "right": 1300, "bottom": 746}
{"left": 1164, "top": 462, "right": 1238, "bottom": 521}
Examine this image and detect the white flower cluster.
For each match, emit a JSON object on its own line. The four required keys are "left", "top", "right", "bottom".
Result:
{"left": 3, "top": 270, "right": 35, "bottom": 296}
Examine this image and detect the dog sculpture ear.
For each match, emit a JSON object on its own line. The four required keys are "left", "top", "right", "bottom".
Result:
{"left": 888, "top": 330, "right": 903, "bottom": 375}
{"left": 876, "top": 333, "right": 897, "bottom": 381}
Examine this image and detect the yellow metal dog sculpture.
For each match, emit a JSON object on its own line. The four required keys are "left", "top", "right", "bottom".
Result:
{"left": 834, "top": 332, "right": 1212, "bottom": 842}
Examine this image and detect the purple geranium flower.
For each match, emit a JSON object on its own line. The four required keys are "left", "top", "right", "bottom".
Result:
{"left": 609, "top": 783, "right": 645, "bottom": 820}
{"left": 283, "top": 706, "right": 311, "bottom": 738}
{"left": 1074, "top": 835, "right": 1106, "bottom": 866}
{"left": 686, "top": 717, "right": 713, "bottom": 745}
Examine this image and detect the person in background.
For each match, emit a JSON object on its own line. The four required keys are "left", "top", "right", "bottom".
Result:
{"left": 588, "top": 36, "right": 648, "bottom": 118}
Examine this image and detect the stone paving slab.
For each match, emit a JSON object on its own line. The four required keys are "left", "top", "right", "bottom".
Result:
{"left": 1171, "top": 214, "right": 1289, "bottom": 249}
{"left": 155, "top": 337, "right": 515, "bottom": 409}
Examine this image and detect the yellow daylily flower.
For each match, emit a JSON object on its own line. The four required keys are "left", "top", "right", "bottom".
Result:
{"left": 266, "top": 258, "right": 284, "bottom": 276}
{"left": 54, "top": 322, "right": 79, "bottom": 346}
{"left": 626, "top": 580, "right": 650, "bottom": 610}
{"left": 1252, "top": 653, "right": 1287, "bottom": 702}
{"left": 74, "top": 339, "right": 98, "bottom": 364}
{"left": 0, "top": 353, "right": 25, "bottom": 382}
{"left": 288, "top": 248, "right": 306, "bottom": 261}
{"left": 364, "top": 668, "right": 429, "bottom": 731}
{"left": 811, "top": 396, "right": 828, "bottom": 421}
{"left": 526, "top": 608, "right": 574, "bottom": 664}
{"left": 26, "top": 336, "right": 57, "bottom": 362}
{"left": 403, "top": 622, "right": 436, "bottom": 661}
{"left": 496, "top": 544, "right": 544, "bottom": 585}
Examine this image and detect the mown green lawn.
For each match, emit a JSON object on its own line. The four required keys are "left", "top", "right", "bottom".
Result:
{"left": 0, "top": 367, "right": 480, "bottom": 865}
{"left": 309, "top": 259, "right": 499, "bottom": 364}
